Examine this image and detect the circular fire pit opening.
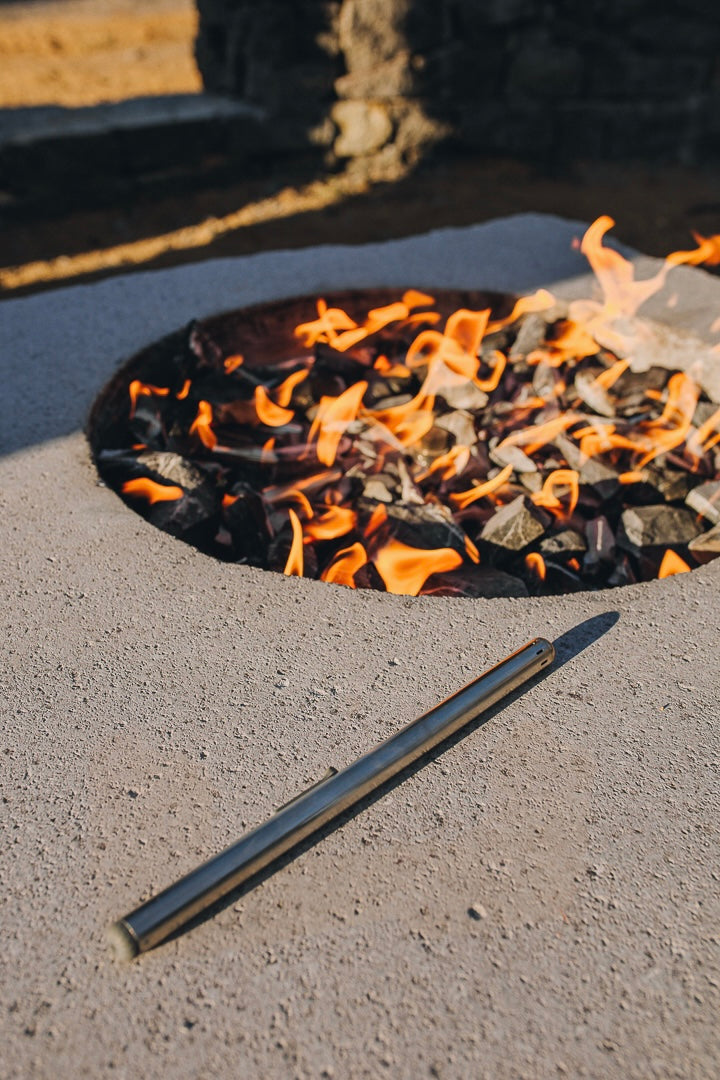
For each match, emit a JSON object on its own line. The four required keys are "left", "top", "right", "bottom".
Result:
{"left": 89, "top": 273, "right": 720, "bottom": 598}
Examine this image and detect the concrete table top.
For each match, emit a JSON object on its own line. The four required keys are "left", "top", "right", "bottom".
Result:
{"left": 1, "top": 215, "right": 718, "bottom": 1078}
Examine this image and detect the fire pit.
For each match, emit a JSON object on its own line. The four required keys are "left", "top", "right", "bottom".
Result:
{"left": 89, "top": 219, "right": 720, "bottom": 597}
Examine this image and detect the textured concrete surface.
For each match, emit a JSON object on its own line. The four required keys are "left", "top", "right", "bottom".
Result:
{"left": 1, "top": 216, "right": 719, "bottom": 1079}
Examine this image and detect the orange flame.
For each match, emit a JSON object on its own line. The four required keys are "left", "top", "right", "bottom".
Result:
{"left": 283, "top": 509, "right": 304, "bottom": 576}
{"left": 128, "top": 379, "right": 170, "bottom": 417}
{"left": 122, "top": 478, "right": 183, "bottom": 504}
{"left": 635, "top": 371, "right": 699, "bottom": 468}
{"left": 303, "top": 505, "right": 356, "bottom": 541}
{"left": 580, "top": 216, "right": 670, "bottom": 318}
{"left": 176, "top": 378, "right": 192, "bottom": 400}
{"left": 254, "top": 385, "right": 295, "bottom": 427}
{"left": 284, "top": 489, "right": 314, "bottom": 518}
{"left": 486, "top": 289, "right": 555, "bottom": 333}
{"left": 368, "top": 386, "right": 436, "bottom": 448}
{"left": 592, "top": 358, "right": 630, "bottom": 390}
{"left": 450, "top": 464, "right": 514, "bottom": 509}
{"left": 374, "top": 354, "right": 411, "bottom": 377}
{"left": 464, "top": 534, "right": 481, "bottom": 564}
{"left": 374, "top": 540, "right": 462, "bottom": 596}
{"left": 261, "top": 436, "right": 277, "bottom": 463}
{"left": 658, "top": 550, "right": 691, "bottom": 577}
{"left": 474, "top": 349, "right": 507, "bottom": 392}
{"left": 363, "top": 503, "right": 388, "bottom": 537}
{"left": 295, "top": 291, "right": 437, "bottom": 353}
{"left": 687, "top": 405, "right": 720, "bottom": 461}
{"left": 416, "top": 445, "right": 472, "bottom": 483}
{"left": 273, "top": 369, "right": 308, "bottom": 407}
{"left": 531, "top": 469, "right": 579, "bottom": 520}
{"left": 189, "top": 400, "right": 217, "bottom": 449}
{"left": 321, "top": 542, "right": 368, "bottom": 588}
{"left": 579, "top": 217, "right": 720, "bottom": 324}
{"left": 667, "top": 231, "right": 720, "bottom": 268}
{"left": 224, "top": 353, "right": 244, "bottom": 373}
{"left": 308, "top": 381, "right": 368, "bottom": 465}
{"left": 294, "top": 299, "right": 359, "bottom": 349}
{"left": 525, "top": 552, "right": 546, "bottom": 581}
{"left": 497, "top": 414, "right": 580, "bottom": 456}
{"left": 406, "top": 309, "right": 489, "bottom": 379}
{"left": 574, "top": 421, "right": 637, "bottom": 460}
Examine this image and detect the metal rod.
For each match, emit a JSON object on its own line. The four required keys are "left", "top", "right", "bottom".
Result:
{"left": 111, "top": 637, "right": 554, "bottom": 957}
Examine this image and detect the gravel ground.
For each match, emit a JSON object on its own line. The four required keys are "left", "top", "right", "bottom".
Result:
{"left": 1, "top": 216, "right": 719, "bottom": 1078}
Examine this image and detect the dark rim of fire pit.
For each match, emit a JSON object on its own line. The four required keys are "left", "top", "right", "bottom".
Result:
{"left": 87, "top": 288, "right": 720, "bottom": 599}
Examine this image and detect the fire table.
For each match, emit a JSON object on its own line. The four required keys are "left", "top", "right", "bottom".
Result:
{"left": 1, "top": 215, "right": 718, "bottom": 1078}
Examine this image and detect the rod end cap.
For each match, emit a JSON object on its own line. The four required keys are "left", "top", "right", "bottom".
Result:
{"left": 107, "top": 920, "right": 139, "bottom": 962}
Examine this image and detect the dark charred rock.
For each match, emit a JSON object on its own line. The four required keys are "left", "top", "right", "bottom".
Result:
{"left": 223, "top": 483, "right": 274, "bottom": 562}
{"left": 381, "top": 500, "right": 470, "bottom": 555}
{"left": 189, "top": 321, "right": 225, "bottom": 373}
{"left": 423, "top": 565, "right": 529, "bottom": 598}
{"left": 617, "top": 505, "right": 702, "bottom": 554}
{"left": 583, "top": 515, "right": 616, "bottom": 574}
{"left": 314, "top": 342, "right": 372, "bottom": 383}
{"left": 353, "top": 561, "right": 386, "bottom": 591}
{"left": 607, "top": 554, "right": 638, "bottom": 588}
{"left": 543, "top": 560, "right": 585, "bottom": 593}
{"left": 613, "top": 365, "right": 669, "bottom": 399}
{"left": 267, "top": 522, "right": 317, "bottom": 577}
{"left": 128, "top": 399, "right": 167, "bottom": 449}
{"left": 479, "top": 496, "right": 547, "bottom": 552}
{"left": 144, "top": 488, "right": 218, "bottom": 541}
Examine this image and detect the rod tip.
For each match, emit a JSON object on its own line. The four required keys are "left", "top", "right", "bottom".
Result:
{"left": 107, "top": 920, "right": 139, "bottom": 962}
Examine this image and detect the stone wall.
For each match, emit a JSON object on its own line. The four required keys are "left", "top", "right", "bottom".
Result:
{"left": 195, "top": 0, "right": 720, "bottom": 168}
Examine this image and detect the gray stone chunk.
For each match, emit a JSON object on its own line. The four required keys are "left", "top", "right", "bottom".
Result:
{"left": 490, "top": 440, "right": 537, "bottom": 473}
{"left": 435, "top": 409, "right": 478, "bottom": 446}
{"left": 480, "top": 496, "right": 546, "bottom": 551}
{"left": 136, "top": 451, "right": 208, "bottom": 492}
{"left": 686, "top": 480, "right": 720, "bottom": 525}
{"left": 574, "top": 371, "right": 615, "bottom": 417}
{"left": 540, "top": 529, "right": 587, "bottom": 557}
{"left": 440, "top": 382, "right": 489, "bottom": 411}
{"left": 688, "top": 521, "right": 720, "bottom": 563}
{"left": 617, "top": 505, "right": 702, "bottom": 553}
{"left": 579, "top": 457, "right": 620, "bottom": 500}
{"left": 510, "top": 314, "right": 548, "bottom": 359}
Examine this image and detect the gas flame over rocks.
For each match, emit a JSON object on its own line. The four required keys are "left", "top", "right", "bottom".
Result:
{"left": 95, "top": 219, "right": 720, "bottom": 597}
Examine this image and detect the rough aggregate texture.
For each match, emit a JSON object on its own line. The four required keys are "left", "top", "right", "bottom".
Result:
{"left": 1, "top": 215, "right": 719, "bottom": 1078}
